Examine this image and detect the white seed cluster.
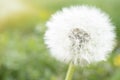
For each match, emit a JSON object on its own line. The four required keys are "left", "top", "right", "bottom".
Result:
{"left": 68, "top": 28, "right": 90, "bottom": 55}
{"left": 45, "top": 6, "right": 116, "bottom": 66}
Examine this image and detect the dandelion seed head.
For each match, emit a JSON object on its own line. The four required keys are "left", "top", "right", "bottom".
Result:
{"left": 45, "top": 5, "right": 116, "bottom": 66}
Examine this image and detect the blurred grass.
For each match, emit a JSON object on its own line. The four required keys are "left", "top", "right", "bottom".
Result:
{"left": 0, "top": 0, "right": 120, "bottom": 80}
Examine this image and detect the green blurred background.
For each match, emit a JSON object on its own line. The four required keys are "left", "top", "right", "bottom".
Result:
{"left": 0, "top": 0, "right": 120, "bottom": 80}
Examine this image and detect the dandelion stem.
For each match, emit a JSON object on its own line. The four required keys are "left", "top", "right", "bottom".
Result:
{"left": 65, "top": 62, "right": 75, "bottom": 80}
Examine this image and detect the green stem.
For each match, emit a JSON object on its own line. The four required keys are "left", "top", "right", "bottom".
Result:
{"left": 65, "top": 63, "right": 75, "bottom": 80}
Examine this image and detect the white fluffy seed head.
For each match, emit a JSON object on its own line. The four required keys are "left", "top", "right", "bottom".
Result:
{"left": 44, "top": 5, "right": 116, "bottom": 66}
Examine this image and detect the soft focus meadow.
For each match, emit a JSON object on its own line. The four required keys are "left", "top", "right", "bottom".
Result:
{"left": 0, "top": 0, "right": 120, "bottom": 80}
